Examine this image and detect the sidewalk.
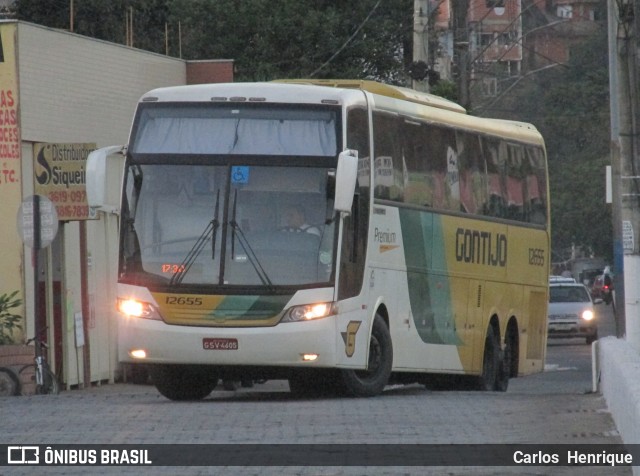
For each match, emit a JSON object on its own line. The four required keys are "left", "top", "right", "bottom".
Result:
{"left": 599, "top": 336, "right": 640, "bottom": 475}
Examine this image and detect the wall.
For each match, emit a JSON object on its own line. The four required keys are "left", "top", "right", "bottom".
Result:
{"left": 0, "top": 23, "right": 24, "bottom": 342}
{"left": 598, "top": 337, "right": 640, "bottom": 475}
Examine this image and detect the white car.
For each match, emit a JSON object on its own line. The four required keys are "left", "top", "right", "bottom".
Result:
{"left": 548, "top": 280, "right": 597, "bottom": 345}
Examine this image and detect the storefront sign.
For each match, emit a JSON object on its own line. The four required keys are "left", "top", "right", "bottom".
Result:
{"left": 0, "top": 23, "right": 25, "bottom": 317}
{"left": 33, "top": 142, "right": 97, "bottom": 221}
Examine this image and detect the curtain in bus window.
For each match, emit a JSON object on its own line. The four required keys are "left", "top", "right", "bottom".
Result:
{"left": 482, "top": 137, "right": 506, "bottom": 218}
{"left": 401, "top": 121, "right": 455, "bottom": 211}
{"left": 455, "top": 131, "right": 487, "bottom": 215}
{"left": 402, "top": 120, "right": 427, "bottom": 206}
{"left": 373, "top": 112, "right": 404, "bottom": 202}
{"left": 425, "top": 125, "right": 457, "bottom": 211}
{"left": 233, "top": 119, "right": 336, "bottom": 156}
{"left": 524, "top": 146, "right": 547, "bottom": 225}
{"left": 134, "top": 116, "right": 336, "bottom": 156}
{"left": 135, "top": 117, "right": 238, "bottom": 154}
{"left": 505, "top": 144, "right": 525, "bottom": 222}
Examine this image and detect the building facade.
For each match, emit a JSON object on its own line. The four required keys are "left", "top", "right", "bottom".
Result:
{"left": 0, "top": 20, "right": 233, "bottom": 389}
{"left": 428, "top": 0, "right": 602, "bottom": 100}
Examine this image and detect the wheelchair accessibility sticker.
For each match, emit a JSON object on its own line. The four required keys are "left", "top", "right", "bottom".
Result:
{"left": 231, "top": 166, "right": 249, "bottom": 184}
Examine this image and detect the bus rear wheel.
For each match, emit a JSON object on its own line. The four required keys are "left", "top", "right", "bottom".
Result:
{"left": 339, "top": 314, "right": 392, "bottom": 397}
{"left": 150, "top": 364, "right": 219, "bottom": 401}
{"left": 477, "top": 325, "right": 501, "bottom": 391}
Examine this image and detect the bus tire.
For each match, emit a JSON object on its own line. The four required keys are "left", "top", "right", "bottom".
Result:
{"left": 496, "top": 327, "right": 516, "bottom": 392}
{"left": 478, "top": 325, "right": 500, "bottom": 391}
{"left": 339, "top": 314, "right": 392, "bottom": 397}
{"left": 150, "top": 364, "right": 218, "bottom": 401}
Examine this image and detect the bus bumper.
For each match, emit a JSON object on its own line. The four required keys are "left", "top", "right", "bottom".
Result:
{"left": 118, "top": 315, "right": 338, "bottom": 368}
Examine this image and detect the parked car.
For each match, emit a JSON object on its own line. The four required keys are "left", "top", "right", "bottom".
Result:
{"left": 548, "top": 280, "right": 597, "bottom": 345}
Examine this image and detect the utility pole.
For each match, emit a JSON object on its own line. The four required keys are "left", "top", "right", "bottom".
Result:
{"left": 610, "top": 0, "right": 640, "bottom": 347}
{"left": 608, "top": 0, "right": 626, "bottom": 338}
{"left": 412, "top": 0, "right": 430, "bottom": 92}
{"left": 452, "top": 1, "right": 470, "bottom": 109}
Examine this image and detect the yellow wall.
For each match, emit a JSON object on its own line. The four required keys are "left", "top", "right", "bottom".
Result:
{"left": 0, "top": 23, "right": 24, "bottom": 342}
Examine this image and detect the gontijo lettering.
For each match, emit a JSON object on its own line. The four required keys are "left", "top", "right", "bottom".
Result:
{"left": 455, "top": 227, "right": 507, "bottom": 267}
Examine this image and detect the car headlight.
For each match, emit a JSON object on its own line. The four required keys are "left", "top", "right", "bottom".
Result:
{"left": 117, "top": 298, "right": 162, "bottom": 320}
{"left": 581, "top": 309, "right": 594, "bottom": 321}
{"left": 281, "top": 302, "right": 336, "bottom": 323}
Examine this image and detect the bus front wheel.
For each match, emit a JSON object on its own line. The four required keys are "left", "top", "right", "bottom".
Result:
{"left": 150, "top": 364, "right": 219, "bottom": 401}
{"left": 339, "top": 314, "right": 393, "bottom": 397}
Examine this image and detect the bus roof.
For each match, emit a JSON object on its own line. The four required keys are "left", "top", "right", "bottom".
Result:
{"left": 140, "top": 80, "right": 544, "bottom": 147}
{"left": 276, "top": 79, "right": 544, "bottom": 145}
{"left": 274, "top": 79, "right": 466, "bottom": 114}
{"left": 139, "top": 81, "right": 364, "bottom": 106}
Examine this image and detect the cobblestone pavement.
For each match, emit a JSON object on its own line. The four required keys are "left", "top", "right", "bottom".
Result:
{"left": 0, "top": 377, "right": 632, "bottom": 476}
{"left": 0, "top": 302, "right": 630, "bottom": 475}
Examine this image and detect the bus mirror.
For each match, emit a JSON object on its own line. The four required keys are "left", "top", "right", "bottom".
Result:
{"left": 86, "top": 145, "right": 124, "bottom": 211}
{"left": 334, "top": 149, "right": 358, "bottom": 214}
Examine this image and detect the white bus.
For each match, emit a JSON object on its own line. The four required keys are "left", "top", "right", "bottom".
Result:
{"left": 87, "top": 80, "right": 550, "bottom": 400}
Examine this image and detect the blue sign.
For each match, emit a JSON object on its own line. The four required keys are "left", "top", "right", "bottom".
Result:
{"left": 231, "top": 166, "right": 249, "bottom": 184}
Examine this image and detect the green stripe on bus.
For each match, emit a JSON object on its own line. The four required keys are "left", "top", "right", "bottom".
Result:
{"left": 207, "top": 294, "right": 293, "bottom": 320}
{"left": 399, "top": 209, "right": 462, "bottom": 345}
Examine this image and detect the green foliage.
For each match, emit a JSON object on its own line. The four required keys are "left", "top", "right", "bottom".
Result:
{"left": 430, "top": 80, "right": 458, "bottom": 103}
{"left": 0, "top": 291, "right": 23, "bottom": 345}
{"left": 12, "top": 0, "right": 413, "bottom": 83}
{"left": 477, "top": 26, "right": 612, "bottom": 262}
{"left": 12, "top": 0, "right": 172, "bottom": 54}
{"left": 543, "top": 30, "right": 611, "bottom": 261}
{"left": 166, "top": 0, "right": 412, "bottom": 82}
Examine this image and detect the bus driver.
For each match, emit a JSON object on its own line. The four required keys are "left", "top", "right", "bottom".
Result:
{"left": 282, "top": 205, "right": 321, "bottom": 237}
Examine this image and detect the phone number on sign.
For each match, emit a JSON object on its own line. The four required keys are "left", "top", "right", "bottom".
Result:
{"left": 55, "top": 204, "right": 89, "bottom": 218}
{"left": 48, "top": 190, "right": 87, "bottom": 203}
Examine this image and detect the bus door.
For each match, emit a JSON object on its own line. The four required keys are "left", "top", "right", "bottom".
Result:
{"left": 464, "top": 279, "right": 485, "bottom": 374}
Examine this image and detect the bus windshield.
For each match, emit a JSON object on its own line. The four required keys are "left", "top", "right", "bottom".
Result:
{"left": 121, "top": 163, "right": 335, "bottom": 288}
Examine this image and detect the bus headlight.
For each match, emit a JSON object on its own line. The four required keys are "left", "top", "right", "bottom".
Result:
{"left": 281, "top": 303, "right": 335, "bottom": 323}
{"left": 581, "top": 309, "right": 595, "bottom": 321}
{"left": 117, "top": 298, "right": 162, "bottom": 320}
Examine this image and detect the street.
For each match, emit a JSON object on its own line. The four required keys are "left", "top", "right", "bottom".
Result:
{"left": 0, "top": 302, "right": 631, "bottom": 476}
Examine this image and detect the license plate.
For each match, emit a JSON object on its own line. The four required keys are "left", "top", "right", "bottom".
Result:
{"left": 203, "top": 338, "right": 238, "bottom": 350}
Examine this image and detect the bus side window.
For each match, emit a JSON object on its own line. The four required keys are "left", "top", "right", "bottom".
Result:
{"left": 339, "top": 107, "right": 371, "bottom": 299}
{"left": 372, "top": 112, "right": 404, "bottom": 202}
{"left": 482, "top": 137, "right": 507, "bottom": 219}
{"left": 505, "top": 144, "right": 525, "bottom": 222}
{"left": 525, "top": 146, "right": 547, "bottom": 226}
{"left": 456, "top": 131, "right": 486, "bottom": 215}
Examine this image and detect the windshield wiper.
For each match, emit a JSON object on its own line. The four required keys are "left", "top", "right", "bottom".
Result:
{"left": 229, "top": 219, "right": 274, "bottom": 289}
{"left": 170, "top": 190, "right": 221, "bottom": 285}
{"left": 170, "top": 221, "right": 214, "bottom": 285}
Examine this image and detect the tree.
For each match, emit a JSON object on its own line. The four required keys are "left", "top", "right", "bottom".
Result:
{"left": 11, "top": 0, "right": 413, "bottom": 83}
{"left": 476, "top": 25, "right": 611, "bottom": 262}
{"left": 166, "top": 0, "right": 412, "bottom": 82}
{"left": 11, "top": 0, "right": 170, "bottom": 54}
